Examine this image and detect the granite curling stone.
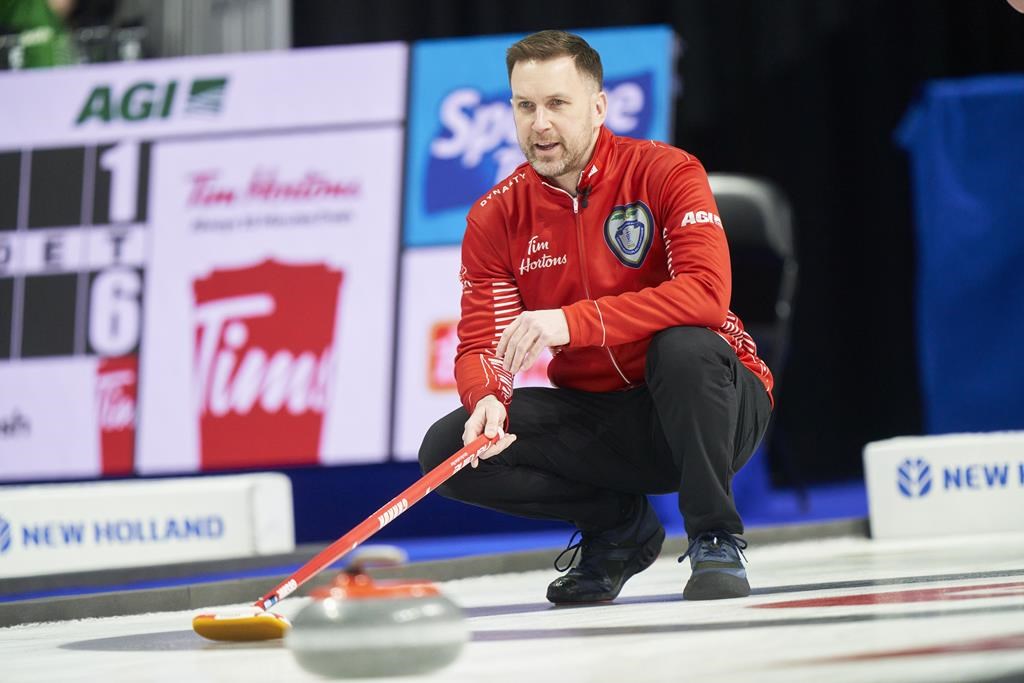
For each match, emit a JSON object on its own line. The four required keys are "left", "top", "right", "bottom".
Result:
{"left": 285, "top": 570, "right": 468, "bottom": 678}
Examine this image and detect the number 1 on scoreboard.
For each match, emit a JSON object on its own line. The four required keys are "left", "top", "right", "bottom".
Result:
{"left": 99, "top": 141, "right": 140, "bottom": 225}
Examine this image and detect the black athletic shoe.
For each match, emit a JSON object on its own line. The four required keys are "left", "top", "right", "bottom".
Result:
{"left": 546, "top": 497, "right": 665, "bottom": 604}
{"left": 679, "top": 531, "right": 750, "bottom": 600}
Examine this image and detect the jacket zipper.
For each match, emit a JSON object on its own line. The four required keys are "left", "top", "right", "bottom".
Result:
{"left": 542, "top": 180, "right": 633, "bottom": 388}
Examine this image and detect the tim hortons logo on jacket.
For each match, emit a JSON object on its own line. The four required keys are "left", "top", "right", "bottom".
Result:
{"left": 97, "top": 355, "right": 138, "bottom": 476}
{"left": 519, "top": 235, "right": 567, "bottom": 275}
{"left": 192, "top": 260, "right": 343, "bottom": 470}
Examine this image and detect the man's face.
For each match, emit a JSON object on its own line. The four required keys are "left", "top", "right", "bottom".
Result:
{"left": 510, "top": 56, "right": 607, "bottom": 185}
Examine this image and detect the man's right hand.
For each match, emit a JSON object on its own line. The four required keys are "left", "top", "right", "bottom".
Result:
{"left": 462, "top": 395, "right": 517, "bottom": 468}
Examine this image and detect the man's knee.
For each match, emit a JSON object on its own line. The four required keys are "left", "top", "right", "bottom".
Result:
{"left": 645, "top": 326, "right": 732, "bottom": 384}
{"left": 417, "top": 409, "right": 465, "bottom": 475}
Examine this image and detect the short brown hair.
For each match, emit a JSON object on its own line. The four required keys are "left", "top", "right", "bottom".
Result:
{"left": 505, "top": 30, "right": 603, "bottom": 89}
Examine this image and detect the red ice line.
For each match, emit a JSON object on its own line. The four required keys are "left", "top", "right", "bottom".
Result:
{"left": 754, "top": 581, "right": 1024, "bottom": 609}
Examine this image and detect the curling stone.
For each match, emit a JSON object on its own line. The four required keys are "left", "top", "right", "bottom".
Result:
{"left": 285, "top": 565, "right": 467, "bottom": 678}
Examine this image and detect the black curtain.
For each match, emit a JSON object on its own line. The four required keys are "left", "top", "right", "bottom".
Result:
{"left": 294, "top": 0, "right": 1024, "bottom": 485}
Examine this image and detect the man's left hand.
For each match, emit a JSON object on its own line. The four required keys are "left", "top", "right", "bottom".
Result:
{"left": 496, "top": 309, "right": 569, "bottom": 375}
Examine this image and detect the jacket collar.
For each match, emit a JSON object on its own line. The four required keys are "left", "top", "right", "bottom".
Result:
{"left": 528, "top": 125, "right": 614, "bottom": 197}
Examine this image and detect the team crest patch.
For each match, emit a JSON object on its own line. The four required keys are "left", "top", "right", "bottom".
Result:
{"left": 603, "top": 201, "right": 654, "bottom": 268}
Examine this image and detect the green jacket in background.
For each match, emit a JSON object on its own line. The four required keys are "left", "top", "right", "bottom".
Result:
{"left": 0, "top": 0, "right": 74, "bottom": 68}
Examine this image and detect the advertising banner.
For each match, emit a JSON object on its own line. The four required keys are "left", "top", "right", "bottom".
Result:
{"left": 138, "top": 128, "right": 403, "bottom": 472}
{"left": 404, "top": 26, "right": 675, "bottom": 247}
{"left": 0, "top": 43, "right": 407, "bottom": 148}
{"left": 864, "top": 432, "right": 1024, "bottom": 539}
{"left": 0, "top": 473, "right": 293, "bottom": 577}
{"left": 0, "top": 43, "right": 407, "bottom": 480}
{"left": 0, "top": 358, "right": 100, "bottom": 480}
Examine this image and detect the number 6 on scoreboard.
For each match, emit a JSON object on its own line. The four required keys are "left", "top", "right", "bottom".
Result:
{"left": 89, "top": 268, "right": 142, "bottom": 356}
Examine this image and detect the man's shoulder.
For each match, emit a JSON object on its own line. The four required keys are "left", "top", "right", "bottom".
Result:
{"left": 468, "top": 162, "right": 533, "bottom": 218}
{"left": 612, "top": 134, "right": 702, "bottom": 169}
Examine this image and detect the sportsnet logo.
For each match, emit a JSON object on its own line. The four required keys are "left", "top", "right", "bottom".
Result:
{"left": 425, "top": 72, "right": 656, "bottom": 215}
{"left": 192, "top": 260, "right": 344, "bottom": 470}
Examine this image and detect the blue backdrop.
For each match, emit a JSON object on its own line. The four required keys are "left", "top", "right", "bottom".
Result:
{"left": 898, "top": 75, "right": 1024, "bottom": 433}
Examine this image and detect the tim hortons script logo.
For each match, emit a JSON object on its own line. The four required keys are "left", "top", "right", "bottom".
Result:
{"left": 97, "top": 355, "right": 137, "bottom": 476}
{"left": 519, "top": 235, "right": 567, "bottom": 275}
{"left": 186, "top": 169, "right": 361, "bottom": 207}
{"left": 192, "top": 260, "right": 343, "bottom": 469}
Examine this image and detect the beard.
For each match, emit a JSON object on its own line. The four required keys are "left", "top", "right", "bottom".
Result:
{"left": 520, "top": 127, "right": 593, "bottom": 181}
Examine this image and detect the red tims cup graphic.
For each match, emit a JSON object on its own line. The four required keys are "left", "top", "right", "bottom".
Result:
{"left": 427, "top": 319, "right": 553, "bottom": 392}
{"left": 97, "top": 355, "right": 138, "bottom": 476}
{"left": 428, "top": 320, "right": 459, "bottom": 391}
{"left": 192, "top": 260, "right": 344, "bottom": 470}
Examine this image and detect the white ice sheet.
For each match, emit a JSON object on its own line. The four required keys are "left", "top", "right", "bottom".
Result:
{"left": 3, "top": 534, "right": 1023, "bottom": 683}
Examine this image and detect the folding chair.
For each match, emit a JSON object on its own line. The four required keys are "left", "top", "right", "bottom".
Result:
{"left": 708, "top": 173, "right": 801, "bottom": 506}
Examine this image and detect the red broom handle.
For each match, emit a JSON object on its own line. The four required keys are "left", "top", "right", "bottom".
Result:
{"left": 255, "top": 434, "right": 497, "bottom": 611}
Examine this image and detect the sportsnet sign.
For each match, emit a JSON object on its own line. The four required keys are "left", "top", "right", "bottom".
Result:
{"left": 404, "top": 26, "right": 676, "bottom": 247}
{"left": 864, "top": 432, "right": 1024, "bottom": 539}
{"left": 424, "top": 72, "right": 655, "bottom": 216}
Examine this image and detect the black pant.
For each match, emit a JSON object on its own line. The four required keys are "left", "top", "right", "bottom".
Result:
{"left": 418, "top": 326, "right": 772, "bottom": 537}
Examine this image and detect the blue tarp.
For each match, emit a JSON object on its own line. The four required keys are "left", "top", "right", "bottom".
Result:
{"left": 897, "top": 75, "right": 1024, "bottom": 433}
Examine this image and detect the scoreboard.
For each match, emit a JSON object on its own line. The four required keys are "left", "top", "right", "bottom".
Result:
{"left": 0, "top": 141, "right": 149, "bottom": 479}
{"left": 0, "top": 143, "right": 149, "bottom": 360}
{"left": 0, "top": 44, "right": 408, "bottom": 480}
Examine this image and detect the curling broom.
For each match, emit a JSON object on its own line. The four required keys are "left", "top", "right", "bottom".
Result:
{"left": 192, "top": 433, "right": 498, "bottom": 641}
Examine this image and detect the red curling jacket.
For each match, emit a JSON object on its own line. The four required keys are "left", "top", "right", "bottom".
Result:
{"left": 455, "top": 126, "right": 773, "bottom": 415}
